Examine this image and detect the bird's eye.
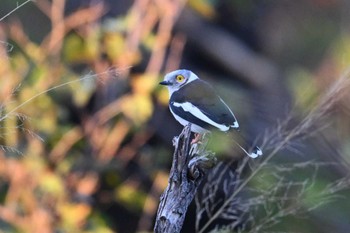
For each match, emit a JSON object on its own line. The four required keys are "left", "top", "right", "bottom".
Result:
{"left": 176, "top": 75, "right": 185, "bottom": 82}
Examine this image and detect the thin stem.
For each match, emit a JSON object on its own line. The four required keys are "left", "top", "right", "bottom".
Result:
{"left": 0, "top": 0, "right": 34, "bottom": 22}
{"left": 0, "top": 69, "right": 116, "bottom": 122}
{"left": 198, "top": 132, "right": 294, "bottom": 233}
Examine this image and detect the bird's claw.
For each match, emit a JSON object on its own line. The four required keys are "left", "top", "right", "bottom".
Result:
{"left": 191, "top": 133, "right": 202, "bottom": 144}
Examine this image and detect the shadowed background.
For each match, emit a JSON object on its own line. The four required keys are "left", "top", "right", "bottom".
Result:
{"left": 0, "top": 0, "right": 350, "bottom": 232}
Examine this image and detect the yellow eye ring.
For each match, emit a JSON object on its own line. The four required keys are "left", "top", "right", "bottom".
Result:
{"left": 176, "top": 75, "right": 185, "bottom": 82}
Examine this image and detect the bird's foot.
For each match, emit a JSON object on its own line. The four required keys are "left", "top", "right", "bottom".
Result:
{"left": 191, "top": 133, "right": 202, "bottom": 144}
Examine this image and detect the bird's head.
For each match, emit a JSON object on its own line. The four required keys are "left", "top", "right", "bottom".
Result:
{"left": 159, "top": 69, "right": 199, "bottom": 95}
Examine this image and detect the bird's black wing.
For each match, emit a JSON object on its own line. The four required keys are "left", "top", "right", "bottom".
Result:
{"left": 170, "top": 79, "right": 238, "bottom": 129}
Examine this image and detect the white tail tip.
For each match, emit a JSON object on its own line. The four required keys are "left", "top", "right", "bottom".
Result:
{"left": 249, "top": 146, "right": 263, "bottom": 158}
{"left": 234, "top": 142, "right": 263, "bottom": 159}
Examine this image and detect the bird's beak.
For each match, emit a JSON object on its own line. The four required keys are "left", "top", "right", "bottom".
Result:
{"left": 159, "top": 81, "right": 172, "bottom": 86}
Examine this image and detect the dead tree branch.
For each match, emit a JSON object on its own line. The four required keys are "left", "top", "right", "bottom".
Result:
{"left": 154, "top": 124, "right": 217, "bottom": 233}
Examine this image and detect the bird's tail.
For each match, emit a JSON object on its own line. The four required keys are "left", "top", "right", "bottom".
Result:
{"left": 228, "top": 131, "right": 263, "bottom": 158}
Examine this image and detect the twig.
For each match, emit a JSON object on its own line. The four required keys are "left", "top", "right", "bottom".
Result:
{"left": 0, "top": 0, "right": 34, "bottom": 22}
{"left": 0, "top": 68, "right": 118, "bottom": 122}
{"left": 154, "top": 125, "right": 217, "bottom": 233}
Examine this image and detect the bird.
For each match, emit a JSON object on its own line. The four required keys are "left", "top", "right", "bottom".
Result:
{"left": 159, "top": 69, "right": 262, "bottom": 158}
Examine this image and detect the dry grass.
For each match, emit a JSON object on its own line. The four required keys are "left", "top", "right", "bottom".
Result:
{"left": 196, "top": 69, "right": 350, "bottom": 233}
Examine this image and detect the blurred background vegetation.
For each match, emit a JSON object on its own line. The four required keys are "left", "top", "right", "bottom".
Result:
{"left": 0, "top": 0, "right": 350, "bottom": 232}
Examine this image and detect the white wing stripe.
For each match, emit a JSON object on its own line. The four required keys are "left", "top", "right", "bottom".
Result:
{"left": 173, "top": 102, "right": 230, "bottom": 131}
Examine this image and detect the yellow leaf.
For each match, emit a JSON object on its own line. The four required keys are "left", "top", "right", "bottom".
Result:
{"left": 131, "top": 73, "right": 158, "bottom": 95}
{"left": 39, "top": 171, "right": 65, "bottom": 197}
{"left": 188, "top": 0, "right": 216, "bottom": 19}
{"left": 64, "top": 33, "right": 99, "bottom": 63}
{"left": 59, "top": 203, "right": 91, "bottom": 229}
{"left": 104, "top": 32, "right": 125, "bottom": 61}
{"left": 25, "top": 42, "right": 45, "bottom": 62}
{"left": 84, "top": 227, "right": 114, "bottom": 233}
{"left": 142, "top": 33, "right": 157, "bottom": 50}
{"left": 158, "top": 88, "right": 170, "bottom": 106}
{"left": 115, "top": 182, "right": 146, "bottom": 211}
{"left": 120, "top": 94, "right": 153, "bottom": 125}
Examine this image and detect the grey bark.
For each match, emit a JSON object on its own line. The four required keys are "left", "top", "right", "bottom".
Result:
{"left": 154, "top": 124, "right": 216, "bottom": 233}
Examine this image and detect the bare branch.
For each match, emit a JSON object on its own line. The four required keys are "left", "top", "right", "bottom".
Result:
{"left": 0, "top": 0, "right": 34, "bottom": 22}
{"left": 154, "top": 125, "right": 217, "bottom": 233}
